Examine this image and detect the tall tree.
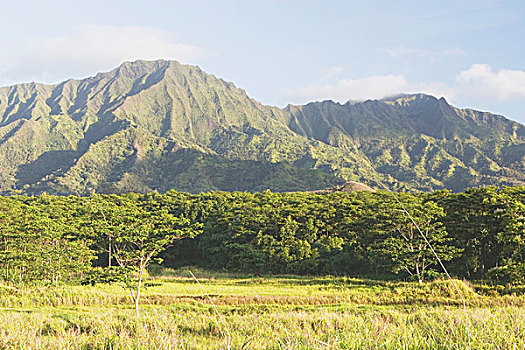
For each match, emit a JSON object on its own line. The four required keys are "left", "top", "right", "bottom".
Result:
{"left": 439, "top": 187, "right": 512, "bottom": 278}
{"left": 357, "top": 192, "right": 460, "bottom": 282}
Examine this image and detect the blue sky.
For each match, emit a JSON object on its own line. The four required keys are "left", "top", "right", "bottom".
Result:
{"left": 0, "top": 0, "right": 524, "bottom": 123}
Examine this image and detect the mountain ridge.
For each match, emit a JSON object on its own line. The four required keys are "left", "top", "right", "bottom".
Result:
{"left": 0, "top": 59, "right": 523, "bottom": 195}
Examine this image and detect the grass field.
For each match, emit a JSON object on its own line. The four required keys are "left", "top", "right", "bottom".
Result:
{"left": 1, "top": 267, "right": 524, "bottom": 349}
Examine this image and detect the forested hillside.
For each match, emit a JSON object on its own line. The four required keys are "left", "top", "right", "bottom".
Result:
{"left": 0, "top": 60, "right": 523, "bottom": 194}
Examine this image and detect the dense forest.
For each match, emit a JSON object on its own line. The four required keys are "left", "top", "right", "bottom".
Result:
{"left": 0, "top": 186, "right": 523, "bottom": 286}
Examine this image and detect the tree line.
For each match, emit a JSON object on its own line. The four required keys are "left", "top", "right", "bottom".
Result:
{"left": 0, "top": 186, "right": 523, "bottom": 286}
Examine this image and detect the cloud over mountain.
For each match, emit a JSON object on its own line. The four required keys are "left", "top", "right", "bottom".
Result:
{"left": 292, "top": 64, "right": 525, "bottom": 123}
{"left": 0, "top": 25, "right": 209, "bottom": 86}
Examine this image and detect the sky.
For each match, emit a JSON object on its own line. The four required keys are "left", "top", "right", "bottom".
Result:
{"left": 0, "top": 0, "right": 524, "bottom": 124}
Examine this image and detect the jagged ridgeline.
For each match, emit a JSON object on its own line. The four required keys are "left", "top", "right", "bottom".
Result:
{"left": 0, "top": 59, "right": 523, "bottom": 195}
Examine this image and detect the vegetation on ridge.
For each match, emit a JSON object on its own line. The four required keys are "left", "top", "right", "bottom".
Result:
{"left": 0, "top": 60, "right": 523, "bottom": 195}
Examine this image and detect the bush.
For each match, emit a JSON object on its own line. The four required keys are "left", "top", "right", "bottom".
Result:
{"left": 487, "top": 263, "right": 525, "bottom": 285}
{"left": 80, "top": 267, "right": 133, "bottom": 286}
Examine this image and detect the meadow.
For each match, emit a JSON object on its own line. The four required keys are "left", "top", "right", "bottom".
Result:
{"left": 1, "top": 267, "right": 524, "bottom": 350}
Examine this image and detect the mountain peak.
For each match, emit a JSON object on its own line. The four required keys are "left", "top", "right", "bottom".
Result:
{"left": 380, "top": 93, "right": 440, "bottom": 104}
{"left": 0, "top": 61, "right": 523, "bottom": 195}
{"left": 113, "top": 59, "right": 172, "bottom": 78}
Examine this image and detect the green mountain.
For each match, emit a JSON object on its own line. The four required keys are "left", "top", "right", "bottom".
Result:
{"left": 0, "top": 60, "right": 523, "bottom": 195}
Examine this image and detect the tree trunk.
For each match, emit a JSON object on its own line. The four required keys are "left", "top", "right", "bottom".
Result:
{"left": 134, "top": 295, "right": 140, "bottom": 317}
{"left": 108, "top": 237, "right": 112, "bottom": 268}
{"left": 480, "top": 257, "right": 485, "bottom": 279}
{"left": 415, "top": 261, "right": 422, "bottom": 284}
{"left": 134, "top": 262, "right": 144, "bottom": 317}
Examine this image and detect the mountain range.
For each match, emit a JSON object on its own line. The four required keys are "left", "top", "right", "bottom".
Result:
{"left": 0, "top": 59, "right": 523, "bottom": 195}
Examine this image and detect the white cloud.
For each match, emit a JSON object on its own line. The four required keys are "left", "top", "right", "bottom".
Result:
{"left": 294, "top": 74, "right": 452, "bottom": 103}
{"left": 441, "top": 48, "right": 466, "bottom": 56}
{"left": 321, "top": 66, "right": 346, "bottom": 81}
{"left": 385, "top": 47, "right": 432, "bottom": 59}
{"left": 0, "top": 24, "right": 209, "bottom": 86}
{"left": 292, "top": 64, "right": 525, "bottom": 108}
{"left": 455, "top": 64, "right": 525, "bottom": 101}
{"left": 297, "top": 74, "right": 407, "bottom": 102}
{"left": 385, "top": 46, "right": 467, "bottom": 63}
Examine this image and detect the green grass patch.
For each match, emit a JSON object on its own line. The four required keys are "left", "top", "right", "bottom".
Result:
{"left": 0, "top": 269, "right": 523, "bottom": 349}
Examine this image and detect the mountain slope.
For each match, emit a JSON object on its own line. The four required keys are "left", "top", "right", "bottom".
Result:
{"left": 282, "top": 94, "right": 524, "bottom": 191}
{"left": 0, "top": 60, "right": 523, "bottom": 194}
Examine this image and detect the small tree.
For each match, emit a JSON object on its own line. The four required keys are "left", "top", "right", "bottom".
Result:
{"left": 104, "top": 193, "right": 196, "bottom": 317}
